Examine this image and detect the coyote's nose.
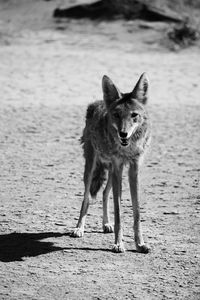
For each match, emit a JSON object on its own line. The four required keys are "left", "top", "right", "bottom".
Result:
{"left": 119, "top": 131, "right": 128, "bottom": 138}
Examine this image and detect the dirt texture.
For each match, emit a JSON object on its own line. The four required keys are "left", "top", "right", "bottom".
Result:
{"left": 0, "top": 1, "right": 199, "bottom": 299}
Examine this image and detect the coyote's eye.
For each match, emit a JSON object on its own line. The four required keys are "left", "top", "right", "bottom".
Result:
{"left": 113, "top": 112, "right": 120, "bottom": 119}
{"left": 131, "top": 112, "right": 138, "bottom": 119}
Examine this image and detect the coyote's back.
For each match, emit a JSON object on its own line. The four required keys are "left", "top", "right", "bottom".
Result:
{"left": 72, "top": 73, "right": 151, "bottom": 254}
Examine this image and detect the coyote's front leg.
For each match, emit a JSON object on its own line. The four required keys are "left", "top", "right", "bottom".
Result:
{"left": 102, "top": 167, "right": 113, "bottom": 233}
{"left": 112, "top": 161, "right": 125, "bottom": 253}
{"left": 129, "top": 161, "right": 149, "bottom": 253}
{"left": 71, "top": 145, "right": 97, "bottom": 238}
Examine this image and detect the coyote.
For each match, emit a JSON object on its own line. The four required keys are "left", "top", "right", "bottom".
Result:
{"left": 71, "top": 73, "right": 151, "bottom": 253}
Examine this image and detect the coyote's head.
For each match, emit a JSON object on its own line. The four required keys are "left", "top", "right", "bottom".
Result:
{"left": 102, "top": 73, "right": 149, "bottom": 147}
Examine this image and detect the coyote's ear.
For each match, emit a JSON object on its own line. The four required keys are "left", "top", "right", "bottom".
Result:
{"left": 132, "top": 73, "right": 149, "bottom": 104}
{"left": 102, "top": 75, "right": 121, "bottom": 107}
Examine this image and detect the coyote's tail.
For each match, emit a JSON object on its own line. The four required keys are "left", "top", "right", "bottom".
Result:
{"left": 90, "top": 162, "right": 107, "bottom": 198}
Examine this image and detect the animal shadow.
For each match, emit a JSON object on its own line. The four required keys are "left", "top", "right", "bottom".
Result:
{"left": 0, "top": 231, "right": 70, "bottom": 262}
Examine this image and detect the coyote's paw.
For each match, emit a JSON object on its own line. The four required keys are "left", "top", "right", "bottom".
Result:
{"left": 136, "top": 244, "right": 150, "bottom": 254}
{"left": 103, "top": 223, "right": 114, "bottom": 234}
{"left": 70, "top": 228, "right": 84, "bottom": 238}
{"left": 112, "top": 243, "right": 125, "bottom": 253}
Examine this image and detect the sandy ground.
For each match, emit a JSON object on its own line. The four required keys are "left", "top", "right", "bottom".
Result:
{"left": 0, "top": 1, "right": 200, "bottom": 299}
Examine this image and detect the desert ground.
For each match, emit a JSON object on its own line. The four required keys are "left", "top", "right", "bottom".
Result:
{"left": 0, "top": 0, "right": 199, "bottom": 299}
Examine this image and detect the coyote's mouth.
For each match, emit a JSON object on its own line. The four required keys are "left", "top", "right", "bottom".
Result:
{"left": 120, "top": 138, "right": 129, "bottom": 147}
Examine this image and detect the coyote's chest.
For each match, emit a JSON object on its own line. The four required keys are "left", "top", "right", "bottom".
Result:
{"left": 91, "top": 127, "right": 149, "bottom": 164}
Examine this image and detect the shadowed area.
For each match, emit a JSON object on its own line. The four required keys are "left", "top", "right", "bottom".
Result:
{"left": 0, "top": 231, "right": 116, "bottom": 262}
{"left": 54, "top": 1, "right": 112, "bottom": 20}
{"left": 0, "top": 232, "right": 69, "bottom": 262}
{"left": 53, "top": 0, "right": 183, "bottom": 22}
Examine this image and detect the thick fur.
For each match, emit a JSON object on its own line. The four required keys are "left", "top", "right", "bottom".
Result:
{"left": 72, "top": 73, "right": 151, "bottom": 254}
{"left": 81, "top": 102, "right": 109, "bottom": 198}
{"left": 89, "top": 161, "right": 107, "bottom": 198}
